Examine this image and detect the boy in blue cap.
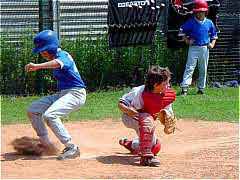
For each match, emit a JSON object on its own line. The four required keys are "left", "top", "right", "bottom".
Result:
{"left": 25, "top": 30, "right": 86, "bottom": 160}
{"left": 179, "top": 0, "right": 218, "bottom": 95}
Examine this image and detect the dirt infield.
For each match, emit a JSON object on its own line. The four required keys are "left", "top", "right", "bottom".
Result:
{"left": 1, "top": 119, "right": 239, "bottom": 179}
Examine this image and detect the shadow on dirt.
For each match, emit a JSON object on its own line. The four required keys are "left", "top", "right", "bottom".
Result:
{"left": 96, "top": 153, "right": 141, "bottom": 166}
{"left": 1, "top": 152, "right": 56, "bottom": 161}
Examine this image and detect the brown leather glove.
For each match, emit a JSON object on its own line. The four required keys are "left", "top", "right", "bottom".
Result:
{"left": 156, "top": 109, "right": 177, "bottom": 134}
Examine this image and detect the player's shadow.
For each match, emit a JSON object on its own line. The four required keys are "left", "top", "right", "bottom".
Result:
{"left": 96, "top": 152, "right": 140, "bottom": 166}
{"left": 1, "top": 152, "right": 56, "bottom": 161}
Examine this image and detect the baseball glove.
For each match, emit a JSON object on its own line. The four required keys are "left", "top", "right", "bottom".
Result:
{"left": 156, "top": 109, "right": 177, "bottom": 134}
{"left": 11, "top": 136, "right": 59, "bottom": 156}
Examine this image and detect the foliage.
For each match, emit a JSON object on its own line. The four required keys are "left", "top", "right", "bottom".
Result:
{"left": 0, "top": 31, "right": 188, "bottom": 95}
{"left": 1, "top": 30, "right": 35, "bottom": 95}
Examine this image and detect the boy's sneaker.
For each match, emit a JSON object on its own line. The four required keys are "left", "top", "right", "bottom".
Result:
{"left": 57, "top": 144, "right": 80, "bottom": 160}
{"left": 119, "top": 138, "right": 138, "bottom": 154}
{"left": 140, "top": 156, "right": 160, "bottom": 167}
{"left": 197, "top": 89, "right": 204, "bottom": 95}
{"left": 180, "top": 89, "right": 188, "bottom": 96}
{"left": 119, "top": 138, "right": 161, "bottom": 156}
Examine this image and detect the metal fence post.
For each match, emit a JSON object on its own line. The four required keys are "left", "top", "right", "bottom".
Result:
{"left": 37, "top": 0, "right": 55, "bottom": 94}
{"left": 53, "top": 0, "right": 61, "bottom": 42}
{"left": 39, "top": 0, "right": 53, "bottom": 31}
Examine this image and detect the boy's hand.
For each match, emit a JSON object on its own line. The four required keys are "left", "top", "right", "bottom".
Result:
{"left": 185, "top": 38, "right": 194, "bottom": 45}
{"left": 25, "top": 63, "right": 38, "bottom": 72}
{"left": 127, "top": 107, "right": 139, "bottom": 119}
{"left": 208, "top": 43, "right": 214, "bottom": 49}
{"left": 208, "top": 39, "right": 216, "bottom": 49}
{"left": 183, "top": 37, "right": 194, "bottom": 45}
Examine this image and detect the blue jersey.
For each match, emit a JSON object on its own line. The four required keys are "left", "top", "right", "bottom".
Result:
{"left": 53, "top": 49, "right": 86, "bottom": 90}
{"left": 180, "top": 17, "right": 218, "bottom": 46}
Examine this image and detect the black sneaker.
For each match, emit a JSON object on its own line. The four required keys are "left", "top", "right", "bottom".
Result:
{"left": 140, "top": 156, "right": 160, "bottom": 167}
{"left": 119, "top": 138, "right": 138, "bottom": 154}
{"left": 197, "top": 90, "right": 204, "bottom": 95}
{"left": 180, "top": 89, "right": 188, "bottom": 96}
{"left": 57, "top": 145, "right": 80, "bottom": 160}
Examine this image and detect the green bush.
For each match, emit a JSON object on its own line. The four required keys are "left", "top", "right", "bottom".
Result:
{"left": 0, "top": 32, "right": 187, "bottom": 95}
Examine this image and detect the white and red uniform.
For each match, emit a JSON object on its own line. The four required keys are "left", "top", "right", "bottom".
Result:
{"left": 120, "top": 85, "right": 175, "bottom": 119}
{"left": 120, "top": 85, "right": 176, "bottom": 156}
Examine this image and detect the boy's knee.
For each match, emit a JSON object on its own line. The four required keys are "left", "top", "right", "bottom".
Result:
{"left": 27, "top": 107, "right": 40, "bottom": 119}
{"left": 27, "top": 107, "right": 42, "bottom": 117}
{"left": 42, "top": 111, "right": 56, "bottom": 122}
{"left": 42, "top": 112, "right": 50, "bottom": 121}
{"left": 122, "top": 114, "right": 137, "bottom": 128}
{"left": 27, "top": 104, "right": 40, "bottom": 118}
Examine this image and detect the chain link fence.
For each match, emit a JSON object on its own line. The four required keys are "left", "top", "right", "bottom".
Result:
{"left": 0, "top": 0, "right": 239, "bottom": 95}
{"left": 208, "top": 0, "right": 240, "bottom": 83}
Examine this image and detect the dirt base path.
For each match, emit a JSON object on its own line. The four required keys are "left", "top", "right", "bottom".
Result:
{"left": 1, "top": 119, "right": 239, "bottom": 179}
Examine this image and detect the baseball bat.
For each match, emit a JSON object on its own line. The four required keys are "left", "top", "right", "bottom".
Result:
{"left": 122, "top": 5, "right": 131, "bottom": 46}
{"left": 109, "top": 1, "right": 121, "bottom": 47}
{"left": 138, "top": 2, "right": 152, "bottom": 44}
{"left": 131, "top": 5, "right": 142, "bottom": 45}
{"left": 117, "top": 4, "right": 125, "bottom": 47}
{"left": 142, "top": 6, "right": 155, "bottom": 44}
{"left": 156, "top": 3, "right": 165, "bottom": 24}
{"left": 130, "top": 4, "right": 139, "bottom": 45}
{"left": 145, "top": 6, "right": 157, "bottom": 44}
{"left": 119, "top": 6, "right": 127, "bottom": 46}
{"left": 122, "top": 5, "right": 134, "bottom": 46}
{"left": 134, "top": 6, "right": 144, "bottom": 44}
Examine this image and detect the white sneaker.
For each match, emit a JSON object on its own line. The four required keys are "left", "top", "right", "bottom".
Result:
{"left": 57, "top": 144, "right": 80, "bottom": 160}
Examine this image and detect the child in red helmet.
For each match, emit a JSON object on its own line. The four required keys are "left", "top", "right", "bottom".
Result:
{"left": 179, "top": 0, "right": 218, "bottom": 95}
{"left": 118, "top": 66, "right": 176, "bottom": 167}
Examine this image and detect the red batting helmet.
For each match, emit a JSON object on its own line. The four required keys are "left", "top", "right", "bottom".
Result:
{"left": 193, "top": 0, "right": 208, "bottom": 12}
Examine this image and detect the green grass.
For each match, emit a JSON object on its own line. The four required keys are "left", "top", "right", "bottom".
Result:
{"left": 174, "top": 87, "right": 239, "bottom": 122}
{"left": 1, "top": 87, "right": 239, "bottom": 124}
